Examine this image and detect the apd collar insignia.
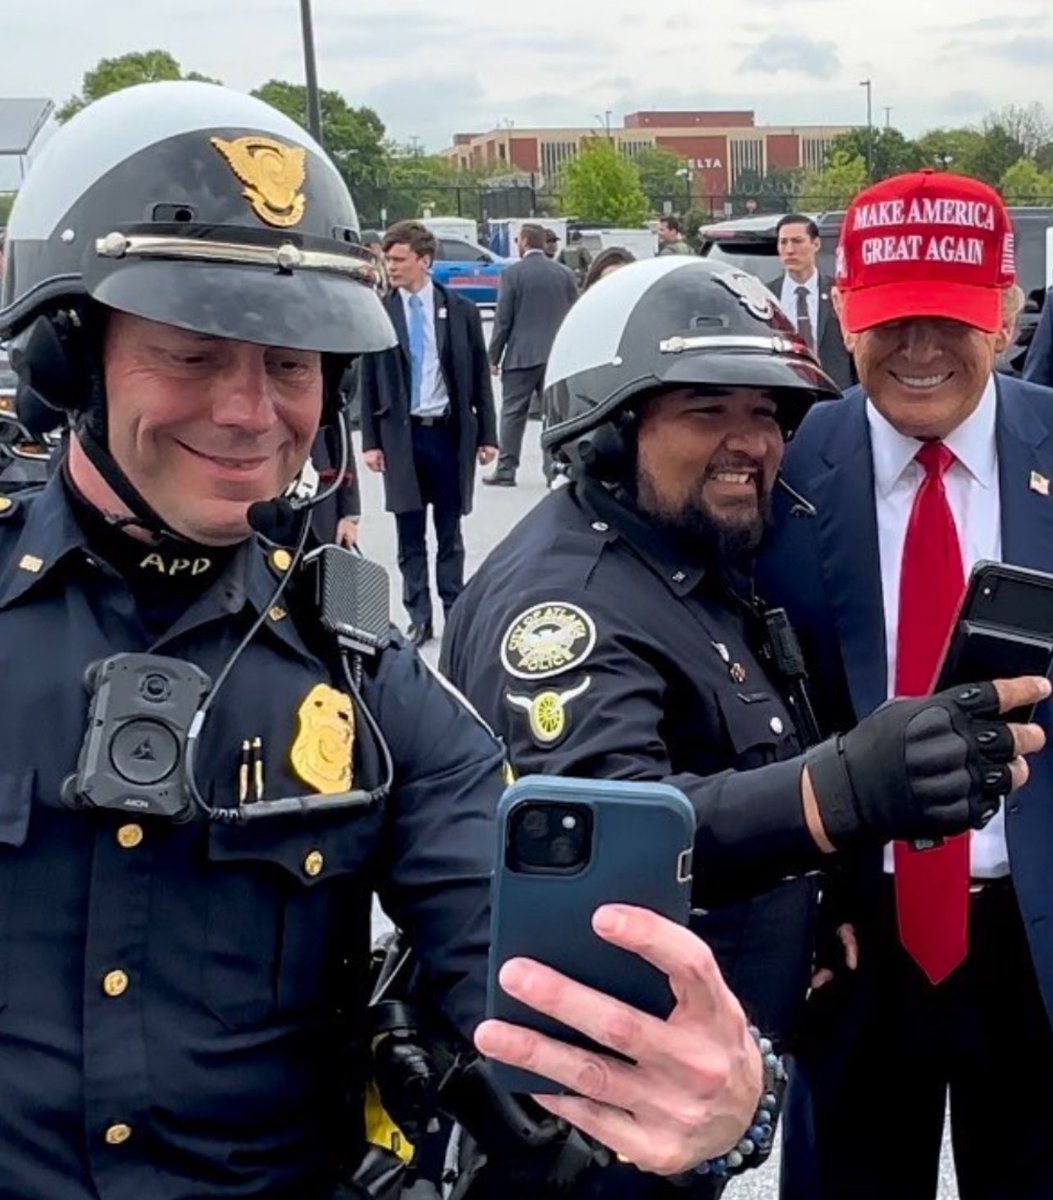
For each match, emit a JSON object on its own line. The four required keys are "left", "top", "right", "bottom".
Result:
{"left": 713, "top": 267, "right": 776, "bottom": 321}
{"left": 290, "top": 683, "right": 355, "bottom": 794}
{"left": 506, "top": 677, "right": 592, "bottom": 748}
{"left": 211, "top": 135, "right": 308, "bottom": 228}
{"left": 501, "top": 602, "right": 597, "bottom": 681}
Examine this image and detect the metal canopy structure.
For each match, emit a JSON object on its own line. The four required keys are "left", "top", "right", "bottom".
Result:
{"left": 0, "top": 98, "right": 55, "bottom": 184}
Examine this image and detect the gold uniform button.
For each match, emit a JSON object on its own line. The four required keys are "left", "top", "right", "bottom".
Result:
{"left": 105, "top": 1123, "right": 132, "bottom": 1146}
{"left": 0, "top": 497, "right": 12, "bottom": 513}
{"left": 103, "top": 970, "right": 129, "bottom": 998}
{"left": 271, "top": 548, "right": 293, "bottom": 572}
{"left": 117, "top": 824, "right": 144, "bottom": 849}
{"left": 303, "top": 850, "right": 324, "bottom": 877}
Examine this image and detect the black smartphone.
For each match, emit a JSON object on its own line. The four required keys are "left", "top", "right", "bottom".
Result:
{"left": 485, "top": 775, "right": 695, "bottom": 1095}
{"left": 935, "top": 560, "right": 1053, "bottom": 721}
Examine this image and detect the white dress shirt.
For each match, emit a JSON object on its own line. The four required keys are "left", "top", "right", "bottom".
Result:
{"left": 867, "top": 377, "right": 1008, "bottom": 877}
{"left": 779, "top": 271, "right": 820, "bottom": 343}
{"left": 400, "top": 281, "right": 450, "bottom": 417}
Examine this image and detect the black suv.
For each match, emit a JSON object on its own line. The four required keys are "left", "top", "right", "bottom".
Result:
{"left": 698, "top": 208, "right": 1053, "bottom": 375}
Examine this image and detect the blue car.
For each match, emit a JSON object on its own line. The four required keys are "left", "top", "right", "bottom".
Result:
{"left": 430, "top": 236, "right": 509, "bottom": 306}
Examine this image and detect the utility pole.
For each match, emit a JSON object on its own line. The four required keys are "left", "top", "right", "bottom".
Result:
{"left": 859, "top": 79, "right": 873, "bottom": 180}
{"left": 884, "top": 106, "right": 892, "bottom": 130}
{"left": 300, "top": 0, "right": 323, "bottom": 145}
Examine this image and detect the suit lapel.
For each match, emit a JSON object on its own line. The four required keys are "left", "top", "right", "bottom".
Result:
{"left": 997, "top": 377, "right": 1053, "bottom": 570}
{"left": 433, "top": 284, "right": 450, "bottom": 363}
{"left": 388, "top": 291, "right": 410, "bottom": 363}
{"left": 807, "top": 395, "right": 888, "bottom": 717}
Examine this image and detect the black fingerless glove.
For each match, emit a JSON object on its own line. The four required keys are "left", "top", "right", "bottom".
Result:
{"left": 806, "top": 683, "right": 1013, "bottom": 849}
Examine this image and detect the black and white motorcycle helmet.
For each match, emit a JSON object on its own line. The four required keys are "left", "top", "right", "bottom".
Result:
{"left": 0, "top": 81, "right": 394, "bottom": 358}
{"left": 0, "top": 81, "right": 396, "bottom": 536}
{"left": 542, "top": 256, "right": 840, "bottom": 477}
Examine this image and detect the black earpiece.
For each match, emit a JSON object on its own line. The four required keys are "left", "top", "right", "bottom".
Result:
{"left": 8, "top": 309, "right": 94, "bottom": 414}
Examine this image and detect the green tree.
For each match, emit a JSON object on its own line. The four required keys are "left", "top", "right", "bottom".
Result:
{"left": 382, "top": 149, "right": 490, "bottom": 225}
{"left": 826, "top": 128, "right": 924, "bottom": 181}
{"left": 560, "top": 138, "right": 649, "bottom": 226}
{"left": 252, "top": 80, "right": 390, "bottom": 217}
{"left": 633, "top": 146, "right": 687, "bottom": 213}
{"left": 797, "top": 151, "right": 869, "bottom": 209}
{"left": 972, "top": 123, "right": 1026, "bottom": 184}
{"left": 58, "top": 50, "right": 220, "bottom": 121}
{"left": 984, "top": 103, "right": 1053, "bottom": 158}
{"left": 1000, "top": 158, "right": 1053, "bottom": 204}
{"left": 915, "top": 127, "right": 987, "bottom": 173}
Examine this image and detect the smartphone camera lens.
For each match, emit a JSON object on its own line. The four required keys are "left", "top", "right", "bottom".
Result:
{"left": 521, "top": 808, "right": 549, "bottom": 840}
{"left": 508, "top": 801, "right": 592, "bottom": 874}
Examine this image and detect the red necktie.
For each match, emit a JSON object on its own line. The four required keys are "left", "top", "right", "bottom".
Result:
{"left": 893, "top": 441, "right": 970, "bottom": 985}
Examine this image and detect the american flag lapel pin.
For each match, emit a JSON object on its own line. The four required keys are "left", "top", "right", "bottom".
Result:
{"left": 1030, "top": 470, "right": 1050, "bottom": 496}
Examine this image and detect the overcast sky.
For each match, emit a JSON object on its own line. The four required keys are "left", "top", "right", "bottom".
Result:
{"left": 5, "top": 0, "right": 1053, "bottom": 154}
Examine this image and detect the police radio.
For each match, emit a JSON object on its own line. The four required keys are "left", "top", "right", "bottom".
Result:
{"left": 61, "top": 654, "right": 212, "bottom": 820}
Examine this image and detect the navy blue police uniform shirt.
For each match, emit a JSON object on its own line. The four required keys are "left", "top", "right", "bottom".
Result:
{"left": 442, "top": 479, "right": 820, "bottom": 1052}
{"left": 0, "top": 473, "right": 503, "bottom": 1200}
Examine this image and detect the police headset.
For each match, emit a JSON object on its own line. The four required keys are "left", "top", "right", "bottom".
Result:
{"left": 13, "top": 305, "right": 395, "bottom": 825}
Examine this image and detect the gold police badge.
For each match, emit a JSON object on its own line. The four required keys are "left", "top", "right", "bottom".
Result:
{"left": 211, "top": 135, "right": 307, "bottom": 228}
{"left": 506, "top": 677, "right": 592, "bottom": 747}
{"left": 500, "top": 602, "right": 597, "bottom": 681}
{"left": 290, "top": 684, "right": 355, "bottom": 794}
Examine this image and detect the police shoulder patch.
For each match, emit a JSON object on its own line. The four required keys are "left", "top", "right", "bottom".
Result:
{"left": 500, "top": 601, "right": 597, "bottom": 681}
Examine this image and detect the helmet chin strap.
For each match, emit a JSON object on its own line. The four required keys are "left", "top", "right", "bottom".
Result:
{"left": 74, "top": 414, "right": 194, "bottom": 544}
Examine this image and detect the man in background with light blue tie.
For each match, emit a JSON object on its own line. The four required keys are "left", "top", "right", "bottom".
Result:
{"left": 360, "top": 221, "right": 498, "bottom": 646}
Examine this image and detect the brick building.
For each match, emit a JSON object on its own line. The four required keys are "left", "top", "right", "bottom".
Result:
{"left": 444, "top": 110, "right": 858, "bottom": 208}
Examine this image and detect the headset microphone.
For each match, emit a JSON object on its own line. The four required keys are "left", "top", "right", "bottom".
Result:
{"left": 246, "top": 413, "right": 352, "bottom": 541}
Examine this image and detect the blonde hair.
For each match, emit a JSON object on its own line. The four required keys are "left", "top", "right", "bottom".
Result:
{"left": 1003, "top": 285, "right": 1026, "bottom": 342}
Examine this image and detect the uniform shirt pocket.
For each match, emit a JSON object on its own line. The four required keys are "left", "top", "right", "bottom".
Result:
{"left": 202, "top": 809, "right": 382, "bottom": 1029}
{"left": 715, "top": 691, "right": 793, "bottom": 768}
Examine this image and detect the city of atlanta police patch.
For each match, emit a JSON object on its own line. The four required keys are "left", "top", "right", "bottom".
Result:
{"left": 500, "top": 602, "right": 597, "bottom": 681}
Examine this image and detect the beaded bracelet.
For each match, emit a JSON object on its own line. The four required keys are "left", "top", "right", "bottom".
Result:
{"left": 690, "top": 1025, "right": 787, "bottom": 1181}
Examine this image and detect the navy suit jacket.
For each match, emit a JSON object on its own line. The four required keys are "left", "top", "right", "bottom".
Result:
{"left": 1023, "top": 286, "right": 1053, "bottom": 389}
{"left": 358, "top": 282, "right": 496, "bottom": 516}
{"left": 759, "top": 375, "right": 1053, "bottom": 1024}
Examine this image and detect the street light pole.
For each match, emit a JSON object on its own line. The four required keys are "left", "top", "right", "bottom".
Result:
{"left": 859, "top": 79, "right": 873, "bottom": 181}
{"left": 300, "top": 0, "right": 323, "bottom": 145}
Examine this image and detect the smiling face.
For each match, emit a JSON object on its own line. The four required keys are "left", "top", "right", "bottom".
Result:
{"left": 72, "top": 312, "right": 323, "bottom": 545}
{"left": 842, "top": 312, "right": 1009, "bottom": 439}
{"left": 634, "top": 386, "right": 784, "bottom": 558}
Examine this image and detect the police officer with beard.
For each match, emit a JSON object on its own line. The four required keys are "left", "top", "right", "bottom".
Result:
{"left": 441, "top": 256, "right": 1050, "bottom": 1197}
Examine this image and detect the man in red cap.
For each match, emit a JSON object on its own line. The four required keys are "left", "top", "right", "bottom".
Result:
{"left": 761, "top": 170, "right": 1053, "bottom": 1199}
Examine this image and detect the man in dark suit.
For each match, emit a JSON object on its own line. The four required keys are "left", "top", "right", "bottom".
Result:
{"left": 761, "top": 171, "right": 1053, "bottom": 1200}
{"left": 766, "top": 214, "right": 855, "bottom": 392}
{"left": 1023, "top": 285, "right": 1053, "bottom": 387}
{"left": 485, "top": 222, "right": 579, "bottom": 486}
{"left": 360, "top": 220, "right": 498, "bottom": 646}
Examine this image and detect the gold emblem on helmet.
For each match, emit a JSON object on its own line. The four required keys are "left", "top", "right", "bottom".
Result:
{"left": 290, "top": 684, "right": 355, "bottom": 794}
{"left": 211, "top": 135, "right": 308, "bottom": 227}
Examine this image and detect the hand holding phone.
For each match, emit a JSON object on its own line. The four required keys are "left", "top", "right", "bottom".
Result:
{"left": 477, "top": 776, "right": 764, "bottom": 1178}
{"left": 476, "top": 904, "right": 764, "bottom": 1177}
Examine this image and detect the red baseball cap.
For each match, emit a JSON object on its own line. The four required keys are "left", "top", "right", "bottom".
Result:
{"left": 836, "top": 169, "right": 1016, "bottom": 334}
